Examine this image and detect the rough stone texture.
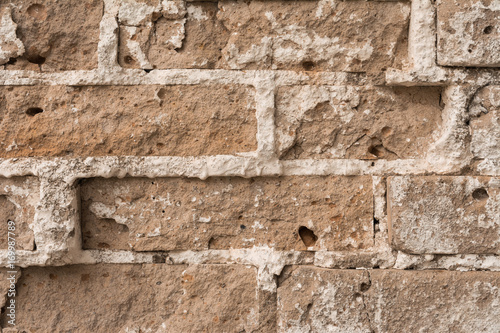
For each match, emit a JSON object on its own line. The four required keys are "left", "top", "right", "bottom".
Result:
{"left": 470, "top": 85, "right": 500, "bottom": 160}
{"left": 1, "top": 0, "right": 102, "bottom": 71}
{"left": 0, "top": 85, "right": 257, "bottom": 157}
{"left": 276, "top": 86, "right": 443, "bottom": 160}
{"left": 278, "top": 267, "right": 500, "bottom": 333}
{"left": 80, "top": 176, "right": 374, "bottom": 251}
{"left": 118, "top": 0, "right": 410, "bottom": 71}
{"left": 388, "top": 176, "right": 500, "bottom": 254}
{"left": 8, "top": 264, "right": 259, "bottom": 332}
{"left": 0, "top": 177, "right": 38, "bottom": 251}
{"left": 437, "top": 0, "right": 500, "bottom": 67}
{"left": 277, "top": 266, "right": 371, "bottom": 332}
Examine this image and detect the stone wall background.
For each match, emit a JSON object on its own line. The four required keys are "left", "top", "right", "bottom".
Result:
{"left": 1, "top": 0, "right": 500, "bottom": 332}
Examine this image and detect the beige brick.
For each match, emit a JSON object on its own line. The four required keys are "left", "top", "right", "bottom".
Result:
{"left": 277, "top": 268, "right": 500, "bottom": 333}
{"left": 276, "top": 86, "right": 442, "bottom": 160}
{"left": 437, "top": 0, "right": 500, "bottom": 67}
{"left": 2, "top": 0, "right": 102, "bottom": 70}
{"left": 11, "top": 264, "right": 259, "bottom": 332}
{"left": 118, "top": 0, "right": 410, "bottom": 71}
{"left": 0, "top": 85, "right": 257, "bottom": 157}
{"left": 0, "top": 177, "right": 38, "bottom": 251}
{"left": 470, "top": 86, "right": 500, "bottom": 160}
{"left": 388, "top": 176, "right": 500, "bottom": 254}
{"left": 80, "top": 176, "right": 374, "bottom": 251}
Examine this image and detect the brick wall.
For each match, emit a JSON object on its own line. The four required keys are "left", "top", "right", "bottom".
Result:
{"left": 1, "top": 0, "right": 500, "bottom": 332}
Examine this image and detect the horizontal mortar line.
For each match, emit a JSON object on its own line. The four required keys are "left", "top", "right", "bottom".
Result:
{"left": 387, "top": 68, "right": 500, "bottom": 86}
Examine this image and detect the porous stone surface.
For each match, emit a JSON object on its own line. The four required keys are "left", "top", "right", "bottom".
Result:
{"left": 276, "top": 86, "right": 443, "bottom": 160}
{"left": 0, "top": 85, "right": 256, "bottom": 157}
{"left": 1, "top": 0, "right": 102, "bottom": 70}
{"left": 437, "top": 0, "right": 500, "bottom": 67}
{"left": 0, "top": 177, "right": 38, "bottom": 251}
{"left": 80, "top": 176, "right": 374, "bottom": 251}
{"left": 118, "top": 0, "right": 410, "bottom": 71}
{"left": 470, "top": 86, "right": 500, "bottom": 161}
{"left": 388, "top": 176, "right": 500, "bottom": 254}
{"left": 10, "top": 264, "right": 260, "bottom": 332}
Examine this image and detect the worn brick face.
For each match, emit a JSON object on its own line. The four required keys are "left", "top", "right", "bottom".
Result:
{"left": 80, "top": 176, "right": 374, "bottom": 251}
{"left": 0, "top": 177, "right": 38, "bottom": 251}
{"left": 8, "top": 264, "right": 259, "bottom": 332}
{"left": 470, "top": 86, "right": 500, "bottom": 160}
{"left": 0, "top": 85, "right": 257, "bottom": 157}
{"left": 388, "top": 176, "right": 500, "bottom": 254}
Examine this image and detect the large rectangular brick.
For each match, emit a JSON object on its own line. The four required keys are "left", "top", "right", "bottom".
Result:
{"left": 80, "top": 176, "right": 374, "bottom": 251}
{"left": 437, "top": 0, "right": 500, "bottom": 67}
{"left": 1, "top": 0, "right": 102, "bottom": 70}
{"left": 0, "top": 85, "right": 257, "bottom": 157}
{"left": 0, "top": 177, "right": 38, "bottom": 251}
{"left": 8, "top": 264, "right": 259, "bottom": 332}
{"left": 277, "top": 267, "right": 500, "bottom": 333}
{"left": 118, "top": 0, "right": 410, "bottom": 71}
{"left": 276, "top": 86, "right": 442, "bottom": 160}
{"left": 470, "top": 86, "right": 500, "bottom": 160}
{"left": 388, "top": 176, "right": 500, "bottom": 254}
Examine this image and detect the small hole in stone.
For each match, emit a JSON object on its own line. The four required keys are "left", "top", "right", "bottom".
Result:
{"left": 298, "top": 226, "right": 317, "bottom": 247}
{"left": 360, "top": 282, "right": 371, "bottom": 292}
{"left": 162, "top": 210, "right": 165, "bottom": 213}
{"left": 26, "top": 54, "right": 46, "bottom": 65}
{"left": 157, "top": 88, "right": 167, "bottom": 100}
{"left": 240, "top": 224, "right": 246, "bottom": 230}
{"left": 371, "top": 162, "right": 375, "bottom": 167}
{"left": 124, "top": 55, "right": 134, "bottom": 64}
{"left": 373, "top": 218, "right": 380, "bottom": 232}
{"left": 26, "top": 107, "right": 43, "bottom": 116}
{"left": 7, "top": 57, "right": 17, "bottom": 65}
{"left": 368, "top": 145, "right": 384, "bottom": 158}
{"left": 484, "top": 26, "right": 494, "bottom": 34}
{"left": 301, "top": 61, "right": 315, "bottom": 71}
{"left": 468, "top": 49, "right": 473, "bottom": 53}
{"left": 472, "top": 188, "right": 489, "bottom": 200}
{"left": 144, "top": 69, "right": 152, "bottom": 73}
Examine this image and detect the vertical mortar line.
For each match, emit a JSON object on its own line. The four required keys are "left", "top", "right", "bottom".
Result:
{"left": 254, "top": 72, "right": 278, "bottom": 162}
{"left": 98, "top": 0, "right": 121, "bottom": 72}
{"left": 372, "top": 176, "right": 390, "bottom": 251}
{"left": 408, "top": 0, "right": 437, "bottom": 71}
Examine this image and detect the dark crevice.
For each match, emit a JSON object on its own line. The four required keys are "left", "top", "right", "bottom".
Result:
{"left": 298, "top": 226, "right": 317, "bottom": 247}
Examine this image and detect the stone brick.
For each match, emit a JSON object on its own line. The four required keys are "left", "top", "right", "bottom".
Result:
{"left": 277, "top": 268, "right": 500, "bottom": 332}
{"left": 80, "top": 176, "right": 374, "bottom": 251}
{"left": 8, "top": 264, "right": 259, "bottom": 332}
{"left": 470, "top": 86, "right": 500, "bottom": 160}
{"left": 0, "top": 177, "right": 38, "bottom": 251}
{"left": 276, "top": 86, "right": 442, "bottom": 160}
{"left": 277, "top": 266, "right": 371, "bottom": 332}
{"left": 367, "top": 270, "right": 500, "bottom": 333}
{"left": 0, "top": 85, "right": 257, "bottom": 157}
{"left": 437, "top": 0, "right": 500, "bottom": 67}
{"left": 388, "top": 176, "right": 500, "bottom": 254}
{"left": 1, "top": 0, "right": 103, "bottom": 70}
{"left": 118, "top": 0, "right": 410, "bottom": 71}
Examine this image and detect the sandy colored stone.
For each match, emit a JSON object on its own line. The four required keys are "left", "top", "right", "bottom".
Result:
{"left": 0, "top": 177, "right": 38, "bottom": 251}
{"left": 437, "top": 0, "right": 500, "bottom": 67}
{"left": 470, "top": 86, "right": 500, "bottom": 160}
{"left": 1, "top": 0, "right": 102, "bottom": 71}
{"left": 9, "top": 264, "right": 259, "bottom": 332}
{"left": 80, "top": 176, "right": 374, "bottom": 251}
{"left": 276, "top": 86, "right": 443, "bottom": 160}
{"left": 118, "top": 0, "right": 409, "bottom": 71}
{"left": 388, "top": 176, "right": 500, "bottom": 254}
{"left": 0, "top": 85, "right": 256, "bottom": 157}
{"left": 367, "top": 270, "right": 500, "bottom": 333}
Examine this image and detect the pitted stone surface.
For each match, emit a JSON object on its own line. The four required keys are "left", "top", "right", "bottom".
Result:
{"left": 470, "top": 86, "right": 500, "bottom": 161}
{"left": 388, "top": 176, "right": 500, "bottom": 254}
{"left": 80, "top": 176, "right": 374, "bottom": 251}
{"left": 0, "top": 177, "right": 38, "bottom": 251}
{"left": 10, "top": 264, "right": 260, "bottom": 332}
{"left": 1, "top": 0, "right": 102, "bottom": 71}
{"left": 276, "top": 86, "right": 443, "bottom": 160}
{"left": 437, "top": 0, "right": 500, "bottom": 67}
{"left": 0, "top": 85, "right": 257, "bottom": 157}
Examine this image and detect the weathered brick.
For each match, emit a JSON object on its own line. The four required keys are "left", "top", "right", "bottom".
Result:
{"left": 80, "top": 176, "right": 374, "bottom": 251}
{"left": 437, "top": 0, "right": 500, "bottom": 67}
{"left": 8, "top": 264, "right": 259, "bottom": 332}
{"left": 0, "top": 85, "right": 257, "bottom": 157}
{"left": 0, "top": 177, "right": 38, "bottom": 251}
{"left": 388, "top": 176, "right": 500, "bottom": 254}
{"left": 276, "top": 86, "right": 442, "bottom": 160}
{"left": 118, "top": 0, "right": 410, "bottom": 71}
{"left": 1, "top": 0, "right": 103, "bottom": 70}
{"left": 277, "top": 267, "right": 500, "bottom": 332}
{"left": 470, "top": 86, "right": 500, "bottom": 160}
